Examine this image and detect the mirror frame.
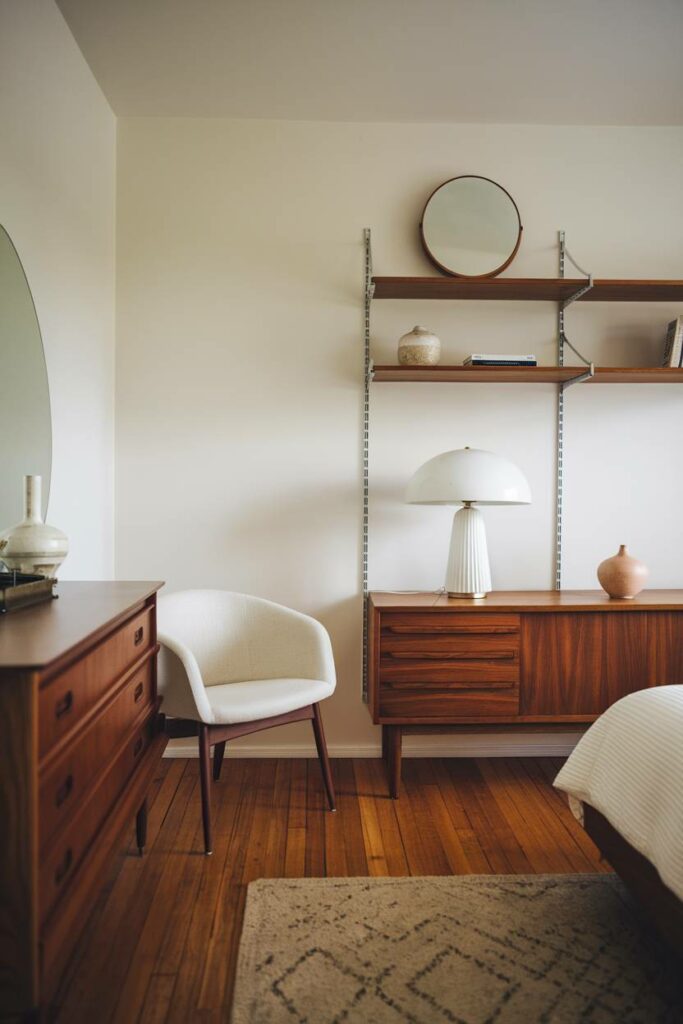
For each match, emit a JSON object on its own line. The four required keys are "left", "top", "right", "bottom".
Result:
{"left": 419, "top": 174, "right": 523, "bottom": 279}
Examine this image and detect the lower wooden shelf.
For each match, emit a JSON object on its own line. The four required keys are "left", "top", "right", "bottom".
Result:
{"left": 372, "top": 365, "right": 683, "bottom": 384}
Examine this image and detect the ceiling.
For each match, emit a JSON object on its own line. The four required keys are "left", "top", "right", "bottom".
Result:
{"left": 56, "top": 0, "right": 683, "bottom": 124}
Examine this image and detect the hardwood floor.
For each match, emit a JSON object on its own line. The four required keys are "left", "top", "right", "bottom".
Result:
{"left": 51, "top": 756, "right": 607, "bottom": 1023}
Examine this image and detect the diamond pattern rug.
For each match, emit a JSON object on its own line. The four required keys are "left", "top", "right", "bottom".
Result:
{"left": 231, "top": 875, "right": 683, "bottom": 1023}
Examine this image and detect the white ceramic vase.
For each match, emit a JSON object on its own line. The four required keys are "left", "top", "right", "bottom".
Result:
{"left": 0, "top": 475, "right": 68, "bottom": 577}
{"left": 398, "top": 326, "right": 441, "bottom": 366}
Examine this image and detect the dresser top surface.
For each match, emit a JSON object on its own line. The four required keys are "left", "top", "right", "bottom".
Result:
{"left": 0, "top": 581, "right": 164, "bottom": 670}
{"left": 370, "top": 590, "right": 683, "bottom": 612}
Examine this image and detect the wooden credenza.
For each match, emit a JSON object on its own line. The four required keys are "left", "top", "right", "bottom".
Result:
{"left": 0, "top": 581, "right": 166, "bottom": 1021}
{"left": 367, "top": 591, "right": 683, "bottom": 797}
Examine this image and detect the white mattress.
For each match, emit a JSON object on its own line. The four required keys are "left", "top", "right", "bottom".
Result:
{"left": 554, "top": 685, "right": 683, "bottom": 902}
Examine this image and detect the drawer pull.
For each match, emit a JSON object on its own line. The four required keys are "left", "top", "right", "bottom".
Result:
{"left": 134, "top": 681, "right": 144, "bottom": 703}
{"left": 385, "top": 624, "right": 517, "bottom": 636}
{"left": 55, "top": 691, "right": 74, "bottom": 719}
{"left": 384, "top": 650, "right": 516, "bottom": 662}
{"left": 133, "top": 736, "right": 144, "bottom": 758}
{"left": 134, "top": 626, "right": 144, "bottom": 646}
{"left": 55, "top": 774, "right": 74, "bottom": 808}
{"left": 54, "top": 848, "right": 73, "bottom": 886}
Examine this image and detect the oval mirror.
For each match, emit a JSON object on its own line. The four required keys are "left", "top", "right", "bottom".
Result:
{"left": 0, "top": 225, "right": 52, "bottom": 530}
{"left": 420, "top": 175, "right": 522, "bottom": 278}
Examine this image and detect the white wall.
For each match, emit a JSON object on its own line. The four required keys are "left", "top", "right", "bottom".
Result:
{"left": 0, "top": 0, "right": 116, "bottom": 578}
{"left": 116, "top": 118, "right": 683, "bottom": 756}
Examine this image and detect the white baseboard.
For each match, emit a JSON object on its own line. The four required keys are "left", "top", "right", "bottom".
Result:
{"left": 164, "top": 734, "right": 582, "bottom": 759}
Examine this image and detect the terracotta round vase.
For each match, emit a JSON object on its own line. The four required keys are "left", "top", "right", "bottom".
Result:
{"left": 597, "top": 545, "right": 648, "bottom": 599}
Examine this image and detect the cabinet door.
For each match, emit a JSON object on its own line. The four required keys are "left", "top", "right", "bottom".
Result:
{"left": 521, "top": 612, "right": 650, "bottom": 716}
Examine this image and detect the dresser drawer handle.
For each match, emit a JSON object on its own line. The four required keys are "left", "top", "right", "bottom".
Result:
{"left": 54, "top": 848, "right": 73, "bottom": 886}
{"left": 55, "top": 691, "right": 74, "bottom": 719}
{"left": 133, "top": 736, "right": 144, "bottom": 758}
{"left": 134, "top": 626, "right": 144, "bottom": 646}
{"left": 55, "top": 774, "right": 74, "bottom": 808}
{"left": 134, "top": 681, "right": 144, "bottom": 703}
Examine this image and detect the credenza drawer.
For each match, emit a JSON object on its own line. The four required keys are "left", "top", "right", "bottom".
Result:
{"left": 379, "top": 686, "right": 519, "bottom": 718}
{"left": 380, "top": 612, "right": 520, "bottom": 636}
{"left": 39, "top": 659, "right": 154, "bottom": 849}
{"left": 38, "top": 606, "right": 154, "bottom": 759}
{"left": 40, "top": 715, "right": 153, "bottom": 926}
{"left": 380, "top": 658, "right": 518, "bottom": 687}
{"left": 380, "top": 633, "right": 519, "bottom": 660}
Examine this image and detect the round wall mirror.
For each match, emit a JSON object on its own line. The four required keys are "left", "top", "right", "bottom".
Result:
{"left": 0, "top": 225, "right": 52, "bottom": 531}
{"left": 420, "top": 175, "right": 522, "bottom": 278}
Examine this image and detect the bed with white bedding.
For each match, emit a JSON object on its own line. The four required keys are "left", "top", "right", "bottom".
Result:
{"left": 555, "top": 685, "right": 683, "bottom": 951}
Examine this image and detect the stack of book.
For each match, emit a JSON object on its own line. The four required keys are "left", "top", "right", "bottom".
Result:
{"left": 662, "top": 316, "right": 683, "bottom": 367}
{"left": 463, "top": 353, "right": 537, "bottom": 367}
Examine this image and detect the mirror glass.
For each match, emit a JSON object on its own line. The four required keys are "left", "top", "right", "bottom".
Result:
{"left": 0, "top": 225, "right": 51, "bottom": 529}
{"left": 421, "top": 176, "right": 522, "bottom": 278}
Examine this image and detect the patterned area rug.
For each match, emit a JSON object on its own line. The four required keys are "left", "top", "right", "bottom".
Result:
{"left": 231, "top": 874, "right": 683, "bottom": 1023}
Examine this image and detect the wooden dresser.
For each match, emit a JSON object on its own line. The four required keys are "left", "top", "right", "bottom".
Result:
{"left": 367, "top": 590, "right": 683, "bottom": 797}
{"left": 0, "top": 581, "right": 166, "bottom": 1021}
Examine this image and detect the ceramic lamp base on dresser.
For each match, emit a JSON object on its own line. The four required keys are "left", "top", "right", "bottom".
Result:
{"left": 367, "top": 591, "right": 683, "bottom": 798}
{"left": 0, "top": 581, "right": 166, "bottom": 1022}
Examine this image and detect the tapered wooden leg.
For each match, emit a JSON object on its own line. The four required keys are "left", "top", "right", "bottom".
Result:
{"left": 135, "top": 797, "right": 148, "bottom": 856}
{"left": 311, "top": 703, "right": 336, "bottom": 811}
{"left": 383, "top": 725, "right": 402, "bottom": 799}
{"left": 198, "top": 725, "right": 213, "bottom": 855}
{"left": 213, "top": 740, "right": 226, "bottom": 781}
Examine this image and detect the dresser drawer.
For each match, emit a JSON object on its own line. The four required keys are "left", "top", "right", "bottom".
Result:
{"left": 40, "top": 715, "right": 153, "bottom": 925}
{"left": 381, "top": 612, "right": 519, "bottom": 636}
{"left": 380, "top": 633, "right": 518, "bottom": 661}
{"left": 39, "top": 606, "right": 154, "bottom": 759}
{"left": 39, "top": 659, "right": 154, "bottom": 850}
{"left": 379, "top": 686, "right": 519, "bottom": 719}
{"left": 380, "top": 658, "right": 518, "bottom": 687}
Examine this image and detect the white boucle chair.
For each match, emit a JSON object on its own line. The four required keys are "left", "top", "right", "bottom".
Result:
{"left": 157, "top": 590, "right": 336, "bottom": 854}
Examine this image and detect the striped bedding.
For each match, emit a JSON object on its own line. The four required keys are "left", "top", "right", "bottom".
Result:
{"left": 554, "top": 685, "right": 683, "bottom": 901}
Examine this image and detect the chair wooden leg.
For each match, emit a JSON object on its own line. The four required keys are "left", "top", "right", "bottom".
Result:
{"left": 198, "top": 725, "right": 213, "bottom": 855}
{"left": 311, "top": 703, "right": 336, "bottom": 811}
{"left": 213, "top": 740, "right": 226, "bottom": 781}
{"left": 135, "top": 797, "right": 148, "bottom": 856}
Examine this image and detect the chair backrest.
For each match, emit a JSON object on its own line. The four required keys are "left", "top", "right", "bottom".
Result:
{"left": 157, "top": 589, "right": 324, "bottom": 687}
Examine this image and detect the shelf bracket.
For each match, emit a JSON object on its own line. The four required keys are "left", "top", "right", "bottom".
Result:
{"left": 562, "top": 361, "right": 595, "bottom": 390}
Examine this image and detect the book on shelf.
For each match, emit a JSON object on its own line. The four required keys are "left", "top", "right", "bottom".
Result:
{"left": 662, "top": 316, "right": 683, "bottom": 367}
{"left": 464, "top": 353, "right": 537, "bottom": 367}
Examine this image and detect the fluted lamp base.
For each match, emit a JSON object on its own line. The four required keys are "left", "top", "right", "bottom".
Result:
{"left": 445, "top": 504, "right": 492, "bottom": 598}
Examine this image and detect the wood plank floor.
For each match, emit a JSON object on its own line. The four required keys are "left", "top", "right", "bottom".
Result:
{"left": 51, "top": 756, "right": 608, "bottom": 1023}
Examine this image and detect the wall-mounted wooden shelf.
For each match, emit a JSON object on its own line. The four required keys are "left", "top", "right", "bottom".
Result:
{"left": 372, "top": 277, "right": 683, "bottom": 302}
{"left": 372, "top": 365, "right": 683, "bottom": 384}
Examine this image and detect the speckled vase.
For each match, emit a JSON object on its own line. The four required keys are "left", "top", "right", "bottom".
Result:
{"left": 0, "top": 475, "right": 68, "bottom": 577}
{"left": 597, "top": 544, "right": 649, "bottom": 599}
{"left": 398, "top": 326, "right": 441, "bottom": 366}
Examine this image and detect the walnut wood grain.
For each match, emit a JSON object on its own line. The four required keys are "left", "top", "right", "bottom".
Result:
{"left": 0, "top": 669, "right": 38, "bottom": 1017}
{"left": 371, "top": 276, "right": 683, "bottom": 302}
{"left": 38, "top": 606, "right": 154, "bottom": 758}
{"left": 372, "top": 366, "right": 683, "bottom": 384}
{"left": 0, "top": 581, "right": 163, "bottom": 671}
{"left": 39, "top": 660, "right": 154, "bottom": 851}
{"left": 368, "top": 592, "right": 683, "bottom": 796}
{"left": 381, "top": 612, "right": 520, "bottom": 634}
{"left": 0, "top": 581, "right": 165, "bottom": 1021}
{"left": 371, "top": 591, "right": 683, "bottom": 611}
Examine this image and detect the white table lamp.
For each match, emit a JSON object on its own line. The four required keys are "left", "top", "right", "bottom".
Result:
{"left": 406, "top": 447, "right": 531, "bottom": 598}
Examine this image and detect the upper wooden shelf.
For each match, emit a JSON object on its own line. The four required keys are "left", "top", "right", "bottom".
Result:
{"left": 372, "top": 365, "right": 683, "bottom": 384}
{"left": 371, "top": 277, "right": 683, "bottom": 302}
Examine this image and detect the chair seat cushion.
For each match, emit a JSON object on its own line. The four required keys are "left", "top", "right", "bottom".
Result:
{"left": 205, "top": 676, "right": 335, "bottom": 724}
